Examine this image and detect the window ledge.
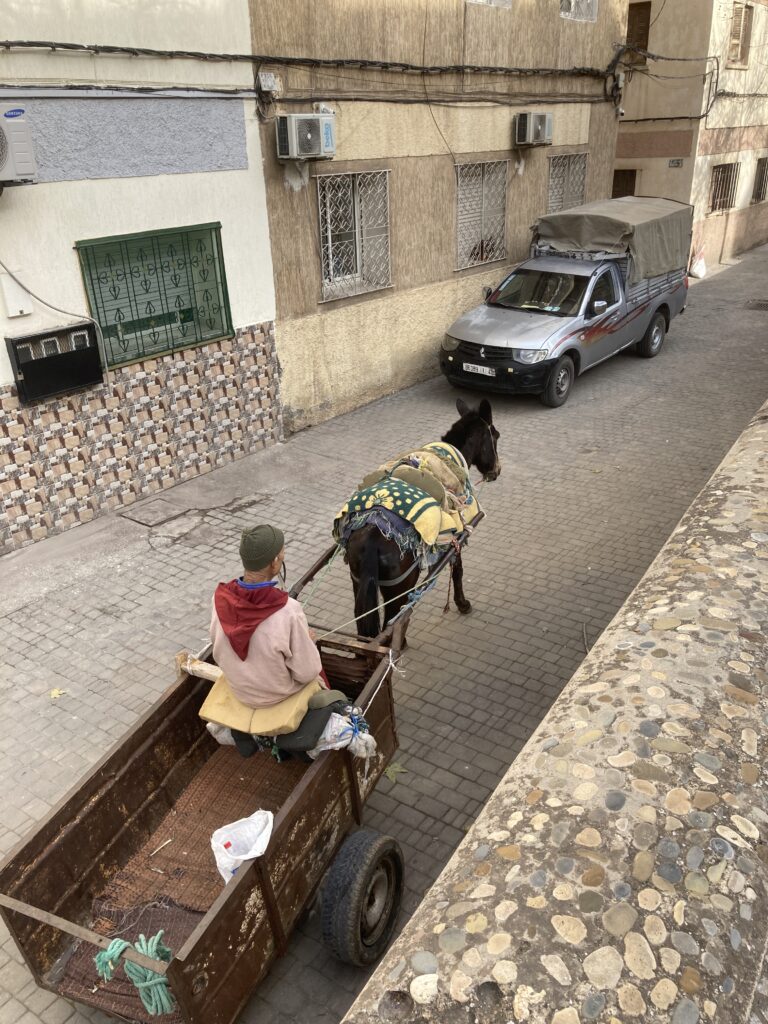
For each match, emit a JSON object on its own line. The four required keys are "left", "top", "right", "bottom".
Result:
{"left": 726, "top": 62, "right": 749, "bottom": 70}
{"left": 454, "top": 256, "right": 508, "bottom": 274}
{"left": 318, "top": 284, "right": 394, "bottom": 306}
{"left": 105, "top": 334, "right": 235, "bottom": 370}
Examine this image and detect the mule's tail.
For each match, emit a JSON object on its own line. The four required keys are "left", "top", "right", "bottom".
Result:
{"left": 354, "top": 530, "right": 381, "bottom": 638}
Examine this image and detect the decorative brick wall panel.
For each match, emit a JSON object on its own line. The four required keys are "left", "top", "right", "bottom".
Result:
{"left": 0, "top": 322, "right": 281, "bottom": 553}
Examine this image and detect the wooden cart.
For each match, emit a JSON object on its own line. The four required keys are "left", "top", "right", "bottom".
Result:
{"left": 0, "top": 518, "right": 481, "bottom": 1024}
{"left": 0, "top": 621, "right": 407, "bottom": 1024}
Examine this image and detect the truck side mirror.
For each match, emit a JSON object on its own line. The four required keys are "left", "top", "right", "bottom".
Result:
{"left": 591, "top": 299, "right": 608, "bottom": 316}
{"left": 483, "top": 286, "right": 493, "bottom": 301}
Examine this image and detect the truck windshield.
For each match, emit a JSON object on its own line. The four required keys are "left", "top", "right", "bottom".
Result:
{"left": 488, "top": 268, "right": 590, "bottom": 316}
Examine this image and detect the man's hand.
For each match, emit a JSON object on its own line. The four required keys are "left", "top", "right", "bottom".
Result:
{"left": 309, "top": 628, "right": 317, "bottom": 643}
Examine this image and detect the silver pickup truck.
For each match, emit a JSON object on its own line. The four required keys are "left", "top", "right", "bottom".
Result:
{"left": 440, "top": 197, "right": 693, "bottom": 407}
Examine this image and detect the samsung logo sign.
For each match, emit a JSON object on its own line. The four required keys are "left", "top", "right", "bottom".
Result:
{"left": 3, "top": 108, "right": 25, "bottom": 118}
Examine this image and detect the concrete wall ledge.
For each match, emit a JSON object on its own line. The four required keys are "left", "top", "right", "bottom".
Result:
{"left": 343, "top": 400, "right": 768, "bottom": 1024}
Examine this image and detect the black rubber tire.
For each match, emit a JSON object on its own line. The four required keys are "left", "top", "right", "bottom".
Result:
{"left": 539, "top": 355, "right": 575, "bottom": 408}
{"left": 637, "top": 312, "right": 666, "bottom": 358}
{"left": 321, "top": 828, "right": 404, "bottom": 966}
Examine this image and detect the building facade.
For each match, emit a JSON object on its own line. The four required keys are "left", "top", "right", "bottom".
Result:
{"left": 0, "top": 1, "right": 279, "bottom": 553}
{"left": 615, "top": 0, "right": 768, "bottom": 266}
{"left": 252, "top": 0, "right": 627, "bottom": 431}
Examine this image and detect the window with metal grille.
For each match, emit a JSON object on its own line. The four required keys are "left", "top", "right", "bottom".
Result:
{"left": 752, "top": 158, "right": 768, "bottom": 204}
{"left": 317, "top": 171, "right": 391, "bottom": 302}
{"left": 560, "top": 0, "right": 598, "bottom": 22}
{"left": 77, "top": 223, "right": 232, "bottom": 368}
{"left": 728, "top": 3, "right": 753, "bottom": 65}
{"left": 456, "top": 161, "right": 507, "bottom": 270}
{"left": 626, "top": 2, "right": 651, "bottom": 63}
{"left": 709, "top": 163, "right": 740, "bottom": 212}
{"left": 548, "top": 154, "right": 588, "bottom": 213}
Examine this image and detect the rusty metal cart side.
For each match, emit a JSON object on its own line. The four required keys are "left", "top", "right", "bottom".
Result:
{"left": 0, "top": 621, "right": 407, "bottom": 1024}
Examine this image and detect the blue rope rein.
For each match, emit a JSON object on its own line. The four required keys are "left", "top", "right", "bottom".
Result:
{"left": 94, "top": 930, "right": 175, "bottom": 1016}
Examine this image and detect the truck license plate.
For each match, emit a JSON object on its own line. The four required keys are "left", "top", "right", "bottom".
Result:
{"left": 463, "top": 362, "right": 496, "bottom": 377}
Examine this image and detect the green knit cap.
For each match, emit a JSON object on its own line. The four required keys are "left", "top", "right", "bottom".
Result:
{"left": 239, "top": 525, "right": 284, "bottom": 571}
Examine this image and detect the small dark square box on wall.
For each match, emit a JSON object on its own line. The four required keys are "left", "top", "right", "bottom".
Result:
{"left": 5, "top": 321, "right": 103, "bottom": 403}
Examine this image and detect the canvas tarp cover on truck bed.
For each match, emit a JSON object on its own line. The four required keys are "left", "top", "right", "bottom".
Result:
{"left": 533, "top": 197, "right": 693, "bottom": 284}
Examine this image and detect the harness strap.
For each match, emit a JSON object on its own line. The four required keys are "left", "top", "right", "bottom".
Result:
{"left": 350, "top": 558, "right": 420, "bottom": 588}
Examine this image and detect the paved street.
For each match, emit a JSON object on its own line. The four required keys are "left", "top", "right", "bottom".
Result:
{"left": 1, "top": 246, "right": 768, "bottom": 1024}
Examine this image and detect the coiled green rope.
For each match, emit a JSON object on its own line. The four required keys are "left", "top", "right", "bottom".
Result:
{"left": 94, "top": 930, "right": 175, "bottom": 1016}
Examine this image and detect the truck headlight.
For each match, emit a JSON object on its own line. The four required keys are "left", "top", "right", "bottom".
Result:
{"left": 512, "top": 349, "right": 548, "bottom": 364}
{"left": 443, "top": 335, "right": 460, "bottom": 351}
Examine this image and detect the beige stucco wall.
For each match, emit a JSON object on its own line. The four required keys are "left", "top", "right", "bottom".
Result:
{"left": 277, "top": 268, "right": 511, "bottom": 427}
{"left": 264, "top": 99, "right": 618, "bottom": 430}
{"left": 0, "top": 0, "right": 254, "bottom": 89}
{"left": 616, "top": 0, "right": 768, "bottom": 264}
{"left": 330, "top": 100, "right": 593, "bottom": 163}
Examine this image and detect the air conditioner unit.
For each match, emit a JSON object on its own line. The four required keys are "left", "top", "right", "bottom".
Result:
{"left": 6, "top": 322, "right": 102, "bottom": 403}
{"left": 275, "top": 113, "right": 336, "bottom": 161}
{"left": 0, "top": 105, "right": 38, "bottom": 185}
{"left": 515, "top": 113, "right": 554, "bottom": 147}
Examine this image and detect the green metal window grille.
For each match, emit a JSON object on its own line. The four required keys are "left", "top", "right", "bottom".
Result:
{"left": 77, "top": 223, "right": 233, "bottom": 367}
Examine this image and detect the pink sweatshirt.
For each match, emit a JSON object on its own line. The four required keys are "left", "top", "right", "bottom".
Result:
{"left": 210, "top": 595, "right": 322, "bottom": 708}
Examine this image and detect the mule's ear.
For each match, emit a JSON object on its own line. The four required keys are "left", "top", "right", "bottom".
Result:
{"left": 455, "top": 398, "right": 471, "bottom": 418}
{"left": 478, "top": 398, "right": 493, "bottom": 425}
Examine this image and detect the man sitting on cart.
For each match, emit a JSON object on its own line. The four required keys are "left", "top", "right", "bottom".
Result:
{"left": 211, "top": 524, "right": 324, "bottom": 708}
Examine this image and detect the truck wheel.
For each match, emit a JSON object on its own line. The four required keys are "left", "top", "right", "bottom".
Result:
{"left": 539, "top": 355, "right": 574, "bottom": 408}
{"left": 322, "top": 829, "right": 404, "bottom": 966}
{"left": 637, "top": 312, "right": 666, "bottom": 358}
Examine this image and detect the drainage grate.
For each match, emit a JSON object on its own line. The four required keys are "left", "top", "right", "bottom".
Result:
{"left": 745, "top": 300, "right": 768, "bottom": 311}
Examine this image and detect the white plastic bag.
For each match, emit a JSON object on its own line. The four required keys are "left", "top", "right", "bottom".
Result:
{"left": 206, "top": 722, "right": 236, "bottom": 746}
{"left": 211, "top": 809, "right": 273, "bottom": 882}
{"left": 308, "top": 713, "right": 355, "bottom": 758}
{"left": 689, "top": 252, "right": 707, "bottom": 279}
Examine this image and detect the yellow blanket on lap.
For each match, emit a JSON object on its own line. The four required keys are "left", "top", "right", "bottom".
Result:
{"left": 200, "top": 676, "right": 324, "bottom": 736}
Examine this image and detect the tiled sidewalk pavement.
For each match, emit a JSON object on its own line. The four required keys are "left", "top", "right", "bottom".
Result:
{"left": 1, "top": 247, "right": 768, "bottom": 1024}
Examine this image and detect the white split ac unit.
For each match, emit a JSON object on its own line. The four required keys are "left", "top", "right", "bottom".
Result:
{"left": 0, "top": 105, "right": 37, "bottom": 185}
{"left": 515, "top": 113, "right": 554, "bottom": 147}
{"left": 275, "top": 113, "right": 336, "bottom": 161}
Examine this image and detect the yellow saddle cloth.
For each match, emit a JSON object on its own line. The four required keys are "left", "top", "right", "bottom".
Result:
{"left": 334, "top": 441, "right": 480, "bottom": 549}
{"left": 199, "top": 676, "right": 324, "bottom": 736}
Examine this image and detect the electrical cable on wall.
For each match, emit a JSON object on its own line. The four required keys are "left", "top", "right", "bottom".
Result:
{"left": 0, "top": 257, "right": 110, "bottom": 385}
{"left": 0, "top": 39, "right": 607, "bottom": 81}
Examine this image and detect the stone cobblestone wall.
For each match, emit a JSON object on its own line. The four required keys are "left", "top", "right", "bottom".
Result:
{"left": 0, "top": 322, "right": 281, "bottom": 552}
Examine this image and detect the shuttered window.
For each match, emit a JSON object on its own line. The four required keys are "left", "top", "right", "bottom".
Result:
{"left": 752, "top": 158, "right": 768, "bottom": 204}
{"left": 548, "top": 154, "right": 588, "bottom": 213}
{"left": 77, "top": 223, "right": 232, "bottom": 368}
{"left": 728, "top": 3, "right": 753, "bottom": 66}
{"left": 626, "top": 2, "right": 652, "bottom": 63}
{"left": 709, "top": 163, "right": 740, "bottom": 212}
{"left": 456, "top": 162, "right": 507, "bottom": 270}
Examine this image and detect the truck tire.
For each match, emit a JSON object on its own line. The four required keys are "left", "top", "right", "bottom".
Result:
{"left": 322, "top": 829, "right": 404, "bottom": 966}
{"left": 637, "top": 312, "right": 666, "bottom": 358}
{"left": 539, "top": 355, "right": 574, "bottom": 408}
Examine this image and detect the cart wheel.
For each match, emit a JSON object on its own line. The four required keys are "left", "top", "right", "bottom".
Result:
{"left": 322, "top": 828, "right": 404, "bottom": 966}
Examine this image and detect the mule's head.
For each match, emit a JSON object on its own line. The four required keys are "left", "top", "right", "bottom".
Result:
{"left": 442, "top": 398, "right": 501, "bottom": 481}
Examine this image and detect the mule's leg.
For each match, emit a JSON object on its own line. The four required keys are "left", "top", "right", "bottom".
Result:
{"left": 451, "top": 552, "right": 472, "bottom": 615}
{"left": 381, "top": 569, "right": 420, "bottom": 649}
